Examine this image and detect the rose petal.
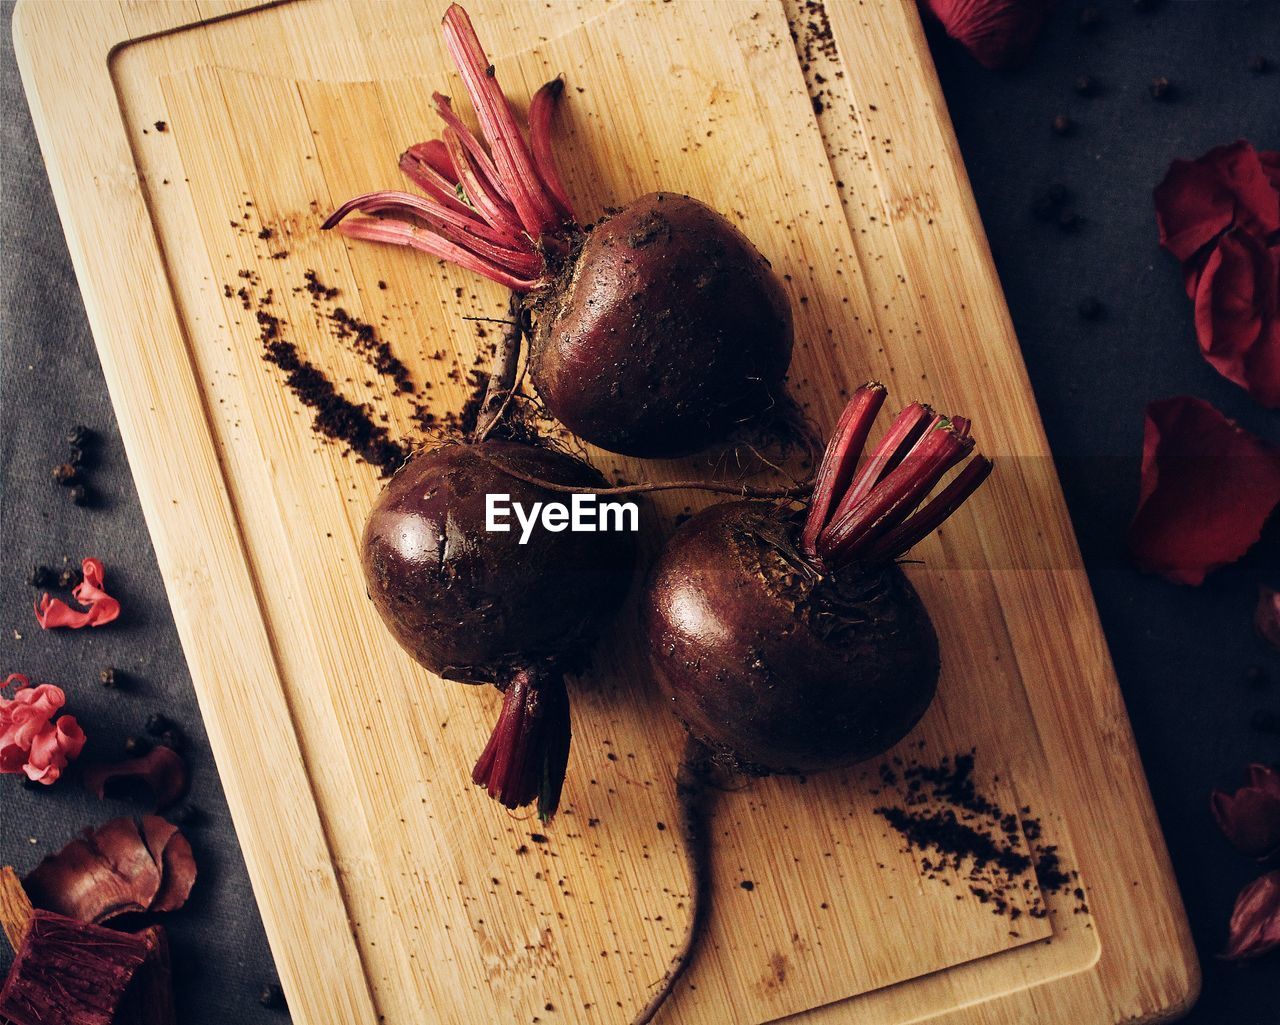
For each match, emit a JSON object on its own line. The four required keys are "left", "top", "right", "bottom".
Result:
{"left": 83, "top": 746, "right": 188, "bottom": 811}
{"left": 34, "top": 557, "right": 121, "bottom": 630}
{"left": 1212, "top": 764, "right": 1280, "bottom": 860}
{"left": 1156, "top": 140, "right": 1280, "bottom": 263}
{"left": 25, "top": 817, "right": 162, "bottom": 924}
{"left": 1222, "top": 869, "right": 1280, "bottom": 960}
{"left": 140, "top": 816, "right": 196, "bottom": 914}
{"left": 1193, "top": 229, "right": 1280, "bottom": 409}
{"left": 1257, "top": 585, "right": 1280, "bottom": 652}
{"left": 921, "top": 0, "right": 1056, "bottom": 71}
{"left": 1128, "top": 396, "right": 1280, "bottom": 585}
{"left": 1261, "top": 150, "right": 1280, "bottom": 196}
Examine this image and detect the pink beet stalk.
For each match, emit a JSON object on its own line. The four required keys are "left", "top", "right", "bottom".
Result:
{"left": 324, "top": 3, "right": 577, "bottom": 291}
{"left": 800, "top": 383, "right": 886, "bottom": 557}
{"left": 471, "top": 668, "right": 571, "bottom": 822}
{"left": 335, "top": 218, "right": 541, "bottom": 291}
{"left": 864, "top": 454, "right": 994, "bottom": 563}
{"left": 528, "top": 78, "right": 577, "bottom": 220}
{"left": 834, "top": 402, "right": 934, "bottom": 518}
{"left": 800, "top": 388, "right": 991, "bottom": 569}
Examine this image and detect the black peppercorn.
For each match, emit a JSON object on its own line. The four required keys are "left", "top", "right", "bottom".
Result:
{"left": 1078, "top": 5, "right": 1103, "bottom": 32}
{"left": 1051, "top": 114, "right": 1076, "bottom": 137}
{"left": 67, "top": 425, "right": 93, "bottom": 447}
{"left": 1149, "top": 77, "right": 1173, "bottom": 100}
{"left": 258, "top": 982, "right": 288, "bottom": 1010}
{"left": 52, "top": 463, "right": 78, "bottom": 486}
{"left": 69, "top": 484, "right": 90, "bottom": 507}
{"left": 66, "top": 445, "right": 84, "bottom": 467}
{"left": 1132, "top": 0, "right": 1163, "bottom": 12}
{"left": 1244, "top": 665, "right": 1270, "bottom": 688}
{"left": 26, "top": 565, "right": 54, "bottom": 588}
{"left": 99, "top": 666, "right": 119, "bottom": 689}
{"left": 145, "top": 713, "right": 175, "bottom": 737}
{"left": 1077, "top": 297, "right": 1104, "bottom": 321}
{"left": 1073, "top": 74, "right": 1098, "bottom": 97}
{"left": 1248, "top": 55, "right": 1272, "bottom": 74}
{"left": 124, "top": 735, "right": 153, "bottom": 756}
{"left": 1250, "top": 708, "right": 1280, "bottom": 735}
{"left": 58, "top": 567, "right": 82, "bottom": 589}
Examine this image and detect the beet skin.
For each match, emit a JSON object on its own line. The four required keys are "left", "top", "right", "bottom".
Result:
{"left": 643, "top": 501, "right": 939, "bottom": 774}
{"left": 531, "top": 193, "right": 794, "bottom": 458}
{"left": 327, "top": 6, "right": 796, "bottom": 460}
{"left": 362, "top": 440, "right": 635, "bottom": 684}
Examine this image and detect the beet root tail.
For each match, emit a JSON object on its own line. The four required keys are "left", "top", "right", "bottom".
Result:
{"left": 471, "top": 667, "right": 571, "bottom": 822}
{"left": 629, "top": 737, "right": 714, "bottom": 1025}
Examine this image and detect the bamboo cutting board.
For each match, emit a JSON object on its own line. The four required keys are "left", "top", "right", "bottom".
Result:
{"left": 14, "top": 1, "right": 1198, "bottom": 1023}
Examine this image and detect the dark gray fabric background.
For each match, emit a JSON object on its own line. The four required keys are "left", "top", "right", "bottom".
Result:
{"left": 2, "top": 1, "right": 1278, "bottom": 1023}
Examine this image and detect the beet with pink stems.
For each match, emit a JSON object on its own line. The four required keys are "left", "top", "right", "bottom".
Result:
{"left": 324, "top": 4, "right": 794, "bottom": 458}
{"left": 361, "top": 439, "right": 636, "bottom": 821}
{"left": 643, "top": 383, "right": 993, "bottom": 774}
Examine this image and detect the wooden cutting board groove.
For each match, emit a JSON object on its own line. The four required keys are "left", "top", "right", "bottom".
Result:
{"left": 14, "top": 2, "right": 1197, "bottom": 1023}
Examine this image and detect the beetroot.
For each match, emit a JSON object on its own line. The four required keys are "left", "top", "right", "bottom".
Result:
{"left": 324, "top": 4, "right": 793, "bottom": 457}
{"left": 362, "top": 440, "right": 636, "bottom": 819}
{"left": 643, "top": 383, "right": 992, "bottom": 774}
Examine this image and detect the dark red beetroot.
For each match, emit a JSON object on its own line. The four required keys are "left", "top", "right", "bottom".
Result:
{"left": 323, "top": 5, "right": 793, "bottom": 458}
{"left": 644, "top": 383, "right": 993, "bottom": 774}
{"left": 362, "top": 440, "right": 636, "bottom": 819}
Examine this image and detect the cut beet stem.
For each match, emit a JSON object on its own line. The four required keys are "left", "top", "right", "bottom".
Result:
{"left": 528, "top": 77, "right": 576, "bottom": 221}
{"left": 797, "top": 390, "right": 990, "bottom": 569}
{"left": 865, "top": 455, "right": 993, "bottom": 562}
{"left": 800, "top": 382, "right": 886, "bottom": 557}
{"left": 471, "top": 666, "right": 571, "bottom": 822}
{"left": 831, "top": 401, "right": 933, "bottom": 524}
{"left": 440, "top": 3, "right": 563, "bottom": 240}
{"left": 323, "top": 5, "right": 578, "bottom": 293}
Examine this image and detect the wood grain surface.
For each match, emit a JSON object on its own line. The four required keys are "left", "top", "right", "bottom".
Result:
{"left": 13, "top": 1, "right": 1197, "bottom": 1023}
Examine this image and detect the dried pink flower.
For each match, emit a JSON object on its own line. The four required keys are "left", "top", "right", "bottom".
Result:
{"left": 0, "top": 673, "right": 86, "bottom": 784}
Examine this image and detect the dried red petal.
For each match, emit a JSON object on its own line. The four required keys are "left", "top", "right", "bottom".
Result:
{"left": 1262, "top": 150, "right": 1280, "bottom": 195}
{"left": 34, "top": 558, "right": 121, "bottom": 630}
{"left": 1211, "top": 764, "right": 1280, "bottom": 860}
{"left": 1155, "top": 140, "right": 1280, "bottom": 263}
{"left": 25, "top": 818, "right": 161, "bottom": 924}
{"left": 921, "top": 0, "right": 1056, "bottom": 70}
{"left": 23, "top": 816, "right": 195, "bottom": 926}
{"left": 1192, "top": 228, "right": 1280, "bottom": 409}
{"left": 140, "top": 817, "right": 195, "bottom": 914}
{"left": 1222, "top": 869, "right": 1280, "bottom": 961}
{"left": 0, "top": 909, "right": 150, "bottom": 1025}
{"left": 1257, "top": 585, "right": 1280, "bottom": 651}
{"left": 1128, "top": 397, "right": 1280, "bottom": 585}
{"left": 83, "top": 746, "right": 188, "bottom": 811}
